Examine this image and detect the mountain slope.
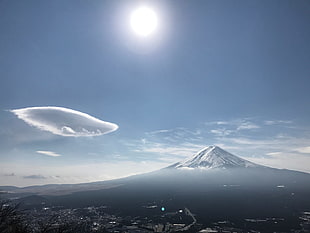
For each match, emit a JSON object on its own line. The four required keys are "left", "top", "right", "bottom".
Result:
{"left": 1, "top": 146, "right": 310, "bottom": 196}
{"left": 167, "top": 145, "right": 260, "bottom": 169}
{"left": 2, "top": 146, "right": 310, "bottom": 232}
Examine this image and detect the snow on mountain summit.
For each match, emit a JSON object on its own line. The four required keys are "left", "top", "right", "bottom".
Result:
{"left": 169, "top": 146, "right": 260, "bottom": 169}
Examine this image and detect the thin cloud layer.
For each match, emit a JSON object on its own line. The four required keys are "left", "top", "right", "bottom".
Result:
{"left": 294, "top": 147, "right": 310, "bottom": 154}
{"left": 11, "top": 106, "right": 118, "bottom": 137}
{"left": 37, "top": 151, "right": 62, "bottom": 157}
{"left": 23, "top": 175, "right": 47, "bottom": 179}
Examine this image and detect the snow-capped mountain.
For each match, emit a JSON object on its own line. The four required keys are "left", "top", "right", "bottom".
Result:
{"left": 2, "top": 148, "right": 310, "bottom": 232}
{"left": 2, "top": 145, "right": 310, "bottom": 197}
{"left": 168, "top": 145, "right": 260, "bottom": 169}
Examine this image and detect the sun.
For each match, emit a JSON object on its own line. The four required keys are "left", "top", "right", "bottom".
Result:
{"left": 130, "top": 6, "right": 158, "bottom": 37}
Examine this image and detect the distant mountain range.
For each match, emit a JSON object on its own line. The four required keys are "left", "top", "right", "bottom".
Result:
{"left": 2, "top": 146, "right": 310, "bottom": 231}
{"left": 1, "top": 145, "right": 309, "bottom": 196}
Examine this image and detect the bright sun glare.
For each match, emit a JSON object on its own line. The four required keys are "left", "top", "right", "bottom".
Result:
{"left": 130, "top": 6, "right": 158, "bottom": 37}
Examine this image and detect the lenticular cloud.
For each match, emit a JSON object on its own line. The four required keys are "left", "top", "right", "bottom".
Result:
{"left": 11, "top": 106, "right": 118, "bottom": 137}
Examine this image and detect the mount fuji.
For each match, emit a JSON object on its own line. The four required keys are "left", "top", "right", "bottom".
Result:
{"left": 1, "top": 146, "right": 310, "bottom": 232}
{"left": 167, "top": 145, "right": 260, "bottom": 169}
{"left": 2, "top": 146, "right": 309, "bottom": 196}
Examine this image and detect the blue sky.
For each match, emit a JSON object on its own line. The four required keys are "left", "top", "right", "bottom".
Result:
{"left": 1, "top": 0, "right": 310, "bottom": 186}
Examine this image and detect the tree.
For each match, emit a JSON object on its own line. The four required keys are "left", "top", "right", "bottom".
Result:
{"left": 0, "top": 200, "right": 29, "bottom": 233}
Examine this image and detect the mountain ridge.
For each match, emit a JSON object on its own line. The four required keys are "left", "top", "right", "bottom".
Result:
{"left": 2, "top": 146, "right": 310, "bottom": 233}
{"left": 167, "top": 145, "right": 261, "bottom": 170}
{"left": 1, "top": 146, "right": 310, "bottom": 196}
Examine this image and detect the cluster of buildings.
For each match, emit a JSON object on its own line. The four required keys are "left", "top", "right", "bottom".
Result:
{"left": 19, "top": 203, "right": 310, "bottom": 233}
{"left": 22, "top": 204, "right": 197, "bottom": 232}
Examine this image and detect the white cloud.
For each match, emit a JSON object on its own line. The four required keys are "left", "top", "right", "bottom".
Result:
{"left": 224, "top": 137, "right": 270, "bottom": 146}
{"left": 205, "top": 121, "right": 229, "bottom": 126}
{"left": 136, "top": 145, "right": 197, "bottom": 157}
{"left": 10, "top": 106, "right": 118, "bottom": 137}
{"left": 147, "top": 128, "right": 201, "bottom": 137}
{"left": 294, "top": 146, "right": 310, "bottom": 154}
{"left": 147, "top": 129, "right": 171, "bottom": 135}
{"left": 210, "top": 129, "right": 233, "bottom": 136}
{"left": 207, "top": 119, "right": 260, "bottom": 138}
{"left": 236, "top": 122, "right": 260, "bottom": 131}
{"left": 221, "top": 135, "right": 310, "bottom": 151}
{"left": 247, "top": 152, "right": 310, "bottom": 174}
{"left": 206, "top": 119, "right": 260, "bottom": 129}
{"left": 37, "top": 150, "right": 62, "bottom": 157}
{"left": 129, "top": 118, "right": 310, "bottom": 174}
{"left": 264, "top": 120, "right": 292, "bottom": 125}
{"left": 134, "top": 142, "right": 206, "bottom": 159}
{"left": 266, "top": 152, "right": 283, "bottom": 156}
{"left": 216, "top": 121, "right": 229, "bottom": 125}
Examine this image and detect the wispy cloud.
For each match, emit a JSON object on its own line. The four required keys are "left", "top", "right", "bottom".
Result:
{"left": 208, "top": 119, "right": 260, "bottom": 138}
{"left": 147, "top": 129, "right": 171, "bottom": 135}
{"left": 236, "top": 122, "right": 260, "bottom": 130}
{"left": 145, "top": 127, "right": 203, "bottom": 144}
{"left": 147, "top": 128, "right": 201, "bottom": 137}
{"left": 210, "top": 129, "right": 233, "bottom": 137}
{"left": 205, "top": 121, "right": 229, "bottom": 126}
{"left": 266, "top": 152, "right": 282, "bottom": 156}
{"left": 247, "top": 152, "right": 310, "bottom": 174}
{"left": 294, "top": 146, "right": 310, "bottom": 154}
{"left": 130, "top": 118, "right": 310, "bottom": 173}
{"left": 135, "top": 143, "right": 203, "bottom": 158}
{"left": 10, "top": 106, "right": 118, "bottom": 137}
{"left": 36, "top": 150, "right": 62, "bottom": 157}
{"left": 264, "top": 120, "right": 292, "bottom": 125}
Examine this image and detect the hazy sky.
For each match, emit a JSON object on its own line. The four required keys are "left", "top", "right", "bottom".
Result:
{"left": 1, "top": 0, "right": 310, "bottom": 186}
